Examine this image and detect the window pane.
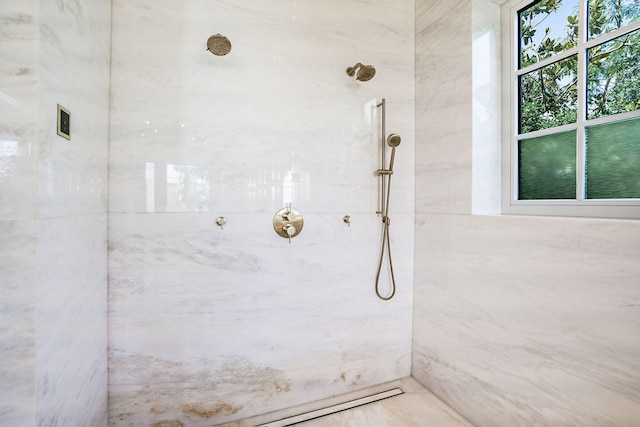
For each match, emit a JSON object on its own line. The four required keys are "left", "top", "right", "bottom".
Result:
{"left": 518, "top": 130, "right": 577, "bottom": 199}
{"left": 519, "top": 0, "right": 579, "bottom": 68}
{"left": 587, "top": 28, "right": 640, "bottom": 119}
{"left": 586, "top": 118, "right": 640, "bottom": 198}
{"left": 519, "top": 55, "right": 578, "bottom": 134}
{"left": 588, "top": 0, "right": 640, "bottom": 39}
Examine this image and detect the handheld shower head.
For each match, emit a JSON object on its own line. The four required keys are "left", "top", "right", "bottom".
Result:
{"left": 387, "top": 134, "right": 401, "bottom": 172}
{"left": 386, "top": 133, "right": 401, "bottom": 148}
{"left": 346, "top": 63, "right": 376, "bottom": 81}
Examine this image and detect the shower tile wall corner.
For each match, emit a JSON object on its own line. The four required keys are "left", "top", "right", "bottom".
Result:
{"left": 108, "top": 0, "right": 415, "bottom": 425}
{"left": 413, "top": 1, "right": 640, "bottom": 426}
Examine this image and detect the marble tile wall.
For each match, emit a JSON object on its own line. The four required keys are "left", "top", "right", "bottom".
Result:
{"left": 415, "top": 0, "right": 473, "bottom": 216}
{"left": 108, "top": 0, "right": 415, "bottom": 425}
{"left": 6, "top": 1, "right": 635, "bottom": 425}
{"left": 0, "top": 0, "right": 110, "bottom": 425}
{"left": 413, "top": 1, "right": 640, "bottom": 426}
{"left": 1, "top": 0, "right": 38, "bottom": 424}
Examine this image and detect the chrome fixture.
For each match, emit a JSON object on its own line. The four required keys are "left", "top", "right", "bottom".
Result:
{"left": 375, "top": 98, "right": 401, "bottom": 301}
{"left": 386, "top": 134, "right": 401, "bottom": 148}
{"left": 215, "top": 216, "right": 227, "bottom": 230}
{"left": 346, "top": 63, "right": 376, "bottom": 81}
{"left": 273, "top": 205, "right": 304, "bottom": 243}
{"left": 207, "top": 34, "right": 232, "bottom": 56}
{"left": 386, "top": 133, "right": 401, "bottom": 172}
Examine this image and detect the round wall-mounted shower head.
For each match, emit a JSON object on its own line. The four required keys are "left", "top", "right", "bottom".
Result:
{"left": 346, "top": 63, "right": 376, "bottom": 81}
{"left": 387, "top": 133, "right": 401, "bottom": 147}
{"left": 207, "top": 34, "right": 232, "bottom": 56}
{"left": 356, "top": 65, "right": 375, "bottom": 81}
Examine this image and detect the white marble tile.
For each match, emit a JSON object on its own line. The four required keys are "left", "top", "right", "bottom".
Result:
{"left": 0, "top": 220, "right": 37, "bottom": 426}
{"left": 413, "top": 214, "right": 640, "bottom": 426}
{"left": 109, "top": 210, "right": 413, "bottom": 424}
{"left": 109, "top": 1, "right": 414, "bottom": 424}
{"left": 0, "top": 0, "right": 39, "bottom": 221}
{"left": 36, "top": 214, "right": 108, "bottom": 427}
{"left": 109, "top": 0, "right": 415, "bottom": 214}
{"left": 471, "top": 0, "right": 502, "bottom": 215}
{"left": 36, "top": 0, "right": 111, "bottom": 218}
{"left": 0, "top": 2, "right": 40, "bottom": 425}
{"left": 417, "top": 0, "right": 470, "bottom": 34}
{"left": 0, "top": 0, "right": 110, "bottom": 425}
{"left": 415, "top": 0, "right": 473, "bottom": 215}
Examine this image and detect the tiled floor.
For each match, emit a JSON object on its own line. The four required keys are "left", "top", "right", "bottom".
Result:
{"left": 224, "top": 377, "right": 473, "bottom": 427}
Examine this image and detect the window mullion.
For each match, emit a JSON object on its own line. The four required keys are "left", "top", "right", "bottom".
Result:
{"left": 516, "top": 47, "right": 578, "bottom": 77}
{"left": 584, "top": 19, "right": 640, "bottom": 49}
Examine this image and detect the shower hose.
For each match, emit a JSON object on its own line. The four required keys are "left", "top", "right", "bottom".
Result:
{"left": 375, "top": 173, "right": 396, "bottom": 300}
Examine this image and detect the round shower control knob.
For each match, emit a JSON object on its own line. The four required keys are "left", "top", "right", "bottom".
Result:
{"left": 273, "top": 207, "right": 304, "bottom": 243}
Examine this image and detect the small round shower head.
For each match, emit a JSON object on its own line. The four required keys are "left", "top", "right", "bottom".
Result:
{"left": 346, "top": 63, "right": 376, "bottom": 81}
{"left": 356, "top": 65, "right": 375, "bottom": 81}
{"left": 387, "top": 133, "right": 401, "bottom": 147}
{"left": 207, "top": 34, "right": 232, "bottom": 56}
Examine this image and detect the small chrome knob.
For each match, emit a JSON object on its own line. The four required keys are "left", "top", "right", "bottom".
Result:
{"left": 215, "top": 216, "right": 227, "bottom": 229}
{"left": 284, "top": 224, "right": 296, "bottom": 243}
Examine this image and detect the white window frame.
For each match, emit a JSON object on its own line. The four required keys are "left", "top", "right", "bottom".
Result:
{"left": 501, "top": 0, "right": 640, "bottom": 219}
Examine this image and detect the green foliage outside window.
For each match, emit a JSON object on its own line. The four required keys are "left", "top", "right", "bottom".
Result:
{"left": 588, "top": 30, "right": 640, "bottom": 119}
{"left": 519, "top": 55, "right": 578, "bottom": 133}
{"left": 520, "top": 0, "right": 579, "bottom": 68}
{"left": 587, "top": 1, "right": 640, "bottom": 119}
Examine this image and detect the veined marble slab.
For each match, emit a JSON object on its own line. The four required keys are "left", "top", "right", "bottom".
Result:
{"left": 1, "top": 0, "right": 110, "bottom": 424}
{"left": 109, "top": 210, "right": 413, "bottom": 424}
{"left": 108, "top": 0, "right": 415, "bottom": 424}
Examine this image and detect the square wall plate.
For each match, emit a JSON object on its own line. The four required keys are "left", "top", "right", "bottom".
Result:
{"left": 57, "top": 104, "right": 71, "bottom": 140}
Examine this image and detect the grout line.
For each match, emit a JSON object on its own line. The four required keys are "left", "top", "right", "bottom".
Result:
{"left": 256, "top": 388, "right": 404, "bottom": 427}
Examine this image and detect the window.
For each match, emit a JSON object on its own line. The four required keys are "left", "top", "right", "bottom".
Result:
{"left": 502, "top": 0, "right": 640, "bottom": 218}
